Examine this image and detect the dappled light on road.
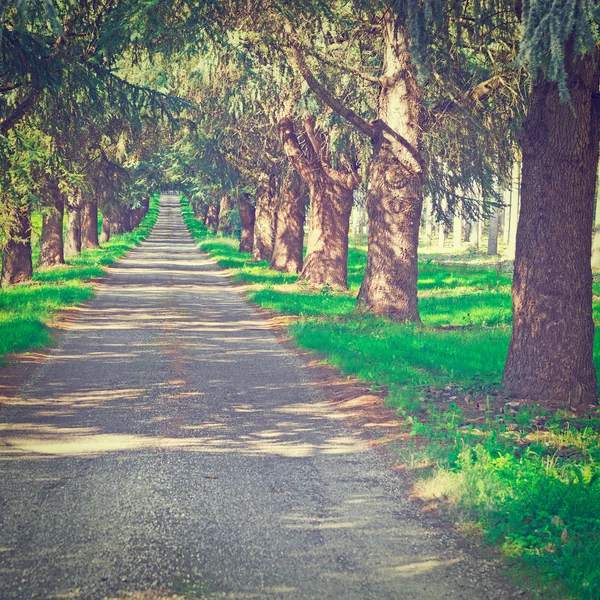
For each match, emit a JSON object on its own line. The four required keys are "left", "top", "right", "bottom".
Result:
{"left": 0, "top": 197, "right": 515, "bottom": 600}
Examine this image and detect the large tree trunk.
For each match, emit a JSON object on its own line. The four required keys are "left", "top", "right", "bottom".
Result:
{"left": 38, "top": 184, "right": 65, "bottom": 268}
{"left": 1, "top": 204, "right": 33, "bottom": 287}
{"left": 64, "top": 194, "right": 82, "bottom": 259}
{"left": 237, "top": 193, "right": 255, "bottom": 253}
{"left": 300, "top": 177, "right": 353, "bottom": 287}
{"left": 99, "top": 208, "right": 111, "bottom": 244}
{"left": 252, "top": 172, "right": 278, "bottom": 262}
{"left": 270, "top": 170, "right": 306, "bottom": 273}
{"left": 502, "top": 45, "right": 599, "bottom": 412}
{"left": 592, "top": 162, "right": 600, "bottom": 270}
{"left": 217, "top": 193, "right": 235, "bottom": 236}
{"left": 81, "top": 199, "right": 99, "bottom": 250}
{"left": 356, "top": 17, "right": 424, "bottom": 319}
{"left": 279, "top": 116, "right": 360, "bottom": 288}
{"left": 205, "top": 203, "right": 219, "bottom": 233}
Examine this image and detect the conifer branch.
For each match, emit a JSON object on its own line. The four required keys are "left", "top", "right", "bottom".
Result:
{"left": 283, "top": 25, "right": 375, "bottom": 140}
{"left": 0, "top": 90, "right": 40, "bottom": 135}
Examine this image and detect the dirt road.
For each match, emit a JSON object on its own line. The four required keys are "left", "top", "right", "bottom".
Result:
{"left": 0, "top": 195, "right": 520, "bottom": 599}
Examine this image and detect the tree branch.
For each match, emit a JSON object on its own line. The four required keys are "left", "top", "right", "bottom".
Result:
{"left": 431, "top": 72, "right": 510, "bottom": 118}
{"left": 303, "top": 115, "right": 329, "bottom": 167}
{"left": 0, "top": 90, "right": 40, "bottom": 135}
{"left": 284, "top": 27, "right": 375, "bottom": 140}
{"left": 278, "top": 117, "right": 316, "bottom": 183}
{"left": 302, "top": 43, "right": 384, "bottom": 86}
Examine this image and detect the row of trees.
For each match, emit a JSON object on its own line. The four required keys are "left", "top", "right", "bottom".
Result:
{"left": 0, "top": 0, "right": 183, "bottom": 286}
{"left": 1, "top": 0, "right": 599, "bottom": 413}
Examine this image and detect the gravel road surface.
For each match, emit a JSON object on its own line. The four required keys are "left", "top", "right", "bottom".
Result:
{"left": 0, "top": 195, "right": 521, "bottom": 599}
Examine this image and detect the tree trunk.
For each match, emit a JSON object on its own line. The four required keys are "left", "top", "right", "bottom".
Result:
{"left": 199, "top": 204, "right": 210, "bottom": 224}
{"left": 38, "top": 184, "right": 65, "bottom": 268}
{"left": 270, "top": 170, "right": 306, "bottom": 273}
{"left": 471, "top": 218, "right": 480, "bottom": 249}
{"left": 205, "top": 203, "right": 219, "bottom": 233}
{"left": 279, "top": 116, "right": 360, "bottom": 288}
{"left": 356, "top": 17, "right": 424, "bottom": 318}
{"left": 423, "top": 197, "right": 433, "bottom": 246}
{"left": 502, "top": 45, "right": 599, "bottom": 412}
{"left": 300, "top": 177, "right": 353, "bottom": 287}
{"left": 252, "top": 172, "right": 278, "bottom": 262}
{"left": 110, "top": 210, "right": 125, "bottom": 236}
{"left": 81, "top": 200, "right": 99, "bottom": 250}
{"left": 237, "top": 194, "right": 255, "bottom": 253}
{"left": 487, "top": 205, "right": 499, "bottom": 256}
{"left": 505, "top": 159, "right": 521, "bottom": 259}
{"left": 217, "top": 193, "right": 235, "bottom": 236}
{"left": 591, "top": 162, "right": 600, "bottom": 270}
{"left": 1, "top": 204, "right": 33, "bottom": 287}
{"left": 122, "top": 210, "right": 134, "bottom": 233}
{"left": 64, "top": 195, "right": 82, "bottom": 259}
{"left": 453, "top": 208, "right": 463, "bottom": 251}
{"left": 438, "top": 198, "right": 446, "bottom": 250}
{"left": 100, "top": 209, "right": 111, "bottom": 244}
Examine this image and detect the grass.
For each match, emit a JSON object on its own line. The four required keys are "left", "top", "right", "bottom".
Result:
{"left": 181, "top": 196, "right": 600, "bottom": 600}
{"left": 0, "top": 195, "right": 159, "bottom": 364}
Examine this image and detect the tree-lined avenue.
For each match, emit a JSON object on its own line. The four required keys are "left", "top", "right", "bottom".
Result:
{"left": 0, "top": 195, "right": 521, "bottom": 599}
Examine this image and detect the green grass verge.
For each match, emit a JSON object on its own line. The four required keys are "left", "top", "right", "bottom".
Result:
{"left": 181, "top": 196, "right": 600, "bottom": 599}
{"left": 0, "top": 194, "right": 159, "bottom": 364}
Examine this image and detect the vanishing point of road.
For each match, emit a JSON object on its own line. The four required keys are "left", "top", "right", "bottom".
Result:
{"left": 0, "top": 196, "right": 522, "bottom": 599}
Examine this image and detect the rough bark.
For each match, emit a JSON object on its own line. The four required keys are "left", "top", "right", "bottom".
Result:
{"left": 81, "top": 200, "right": 99, "bottom": 250}
{"left": 1, "top": 205, "right": 33, "bottom": 287}
{"left": 205, "top": 203, "right": 219, "bottom": 233}
{"left": 64, "top": 194, "right": 82, "bottom": 259}
{"left": 487, "top": 205, "right": 499, "bottom": 255}
{"left": 592, "top": 162, "right": 600, "bottom": 270}
{"left": 356, "top": 16, "right": 424, "bottom": 318}
{"left": 252, "top": 172, "right": 278, "bottom": 262}
{"left": 270, "top": 170, "right": 306, "bottom": 273}
{"left": 279, "top": 116, "right": 359, "bottom": 288}
{"left": 502, "top": 45, "right": 600, "bottom": 412}
{"left": 238, "top": 194, "right": 255, "bottom": 253}
{"left": 38, "top": 184, "right": 65, "bottom": 268}
{"left": 99, "top": 209, "right": 111, "bottom": 244}
{"left": 217, "top": 193, "right": 235, "bottom": 236}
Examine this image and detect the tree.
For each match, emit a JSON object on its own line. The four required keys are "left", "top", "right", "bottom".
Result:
{"left": 270, "top": 168, "right": 305, "bottom": 273}
{"left": 279, "top": 115, "right": 360, "bottom": 287}
{"left": 502, "top": 1, "right": 600, "bottom": 411}
{"left": 283, "top": 2, "right": 516, "bottom": 318}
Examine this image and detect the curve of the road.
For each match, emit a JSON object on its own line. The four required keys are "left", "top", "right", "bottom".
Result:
{"left": 0, "top": 195, "right": 521, "bottom": 599}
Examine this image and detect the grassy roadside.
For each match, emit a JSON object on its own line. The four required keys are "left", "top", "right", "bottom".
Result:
{"left": 181, "top": 197, "right": 600, "bottom": 599}
{"left": 0, "top": 194, "right": 159, "bottom": 364}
